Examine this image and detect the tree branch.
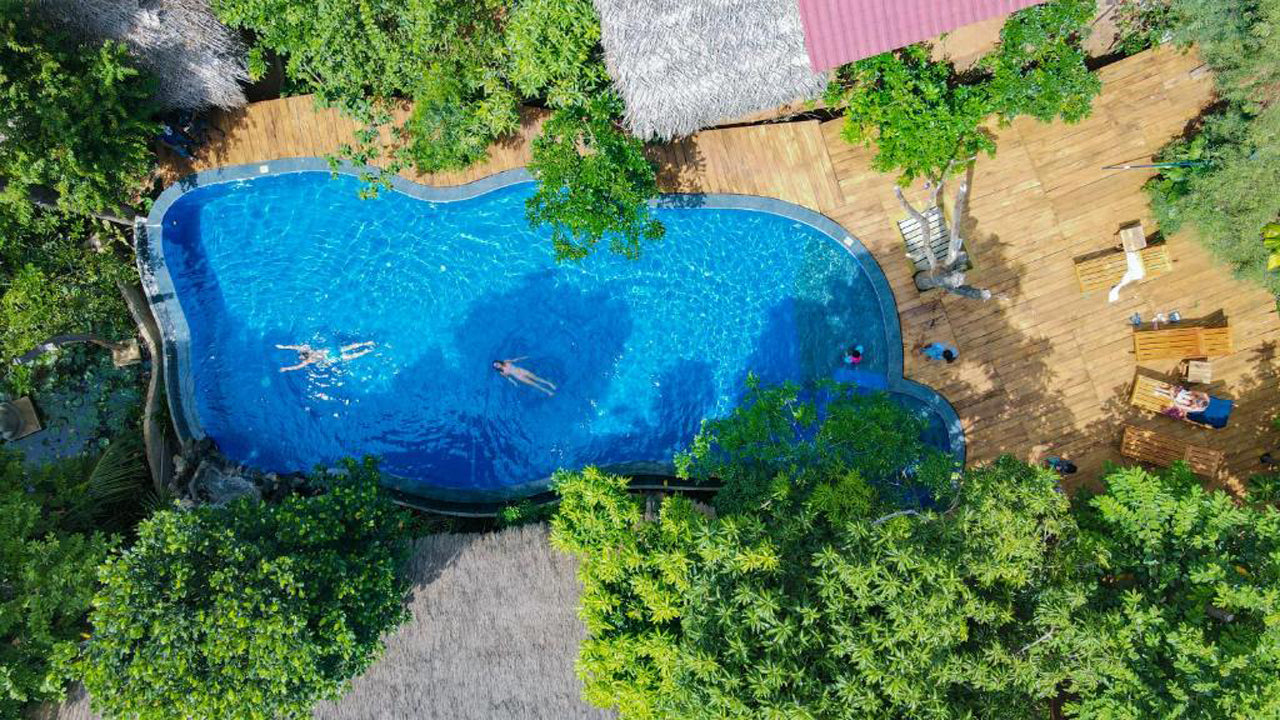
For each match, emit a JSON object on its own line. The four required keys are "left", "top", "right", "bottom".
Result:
{"left": 871, "top": 509, "right": 920, "bottom": 526}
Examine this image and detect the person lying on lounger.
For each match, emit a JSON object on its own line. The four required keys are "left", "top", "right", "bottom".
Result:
{"left": 276, "top": 341, "right": 375, "bottom": 372}
{"left": 492, "top": 357, "right": 556, "bottom": 396}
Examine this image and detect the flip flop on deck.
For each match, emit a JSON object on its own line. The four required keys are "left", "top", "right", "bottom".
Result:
{"left": 0, "top": 397, "right": 43, "bottom": 442}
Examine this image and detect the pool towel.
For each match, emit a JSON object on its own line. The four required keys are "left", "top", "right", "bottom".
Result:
{"left": 1187, "top": 395, "right": 1233, "bottom": 429}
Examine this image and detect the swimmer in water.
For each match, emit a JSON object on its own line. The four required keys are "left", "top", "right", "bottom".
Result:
{"left": 277, "top": 341, "right": 375, "bottom": 372}
{"left": 492, "top": 357, "right": 557, "bottom": 396}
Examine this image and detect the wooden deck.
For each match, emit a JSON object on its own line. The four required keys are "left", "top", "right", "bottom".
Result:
{"left": 160, "top": 46, "right": 1280, "bottom": 491}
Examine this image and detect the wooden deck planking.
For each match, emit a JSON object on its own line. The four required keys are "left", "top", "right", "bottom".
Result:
{"left": 157, "top": 46, "right": 1280, "bottom": 490}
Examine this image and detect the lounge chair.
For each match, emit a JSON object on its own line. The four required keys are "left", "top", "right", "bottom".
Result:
{"left": 1074, "top": 244, "right": 1171, "bottom": 295}
{"left": 0, "top": 397, "right": 42, "bottom": 442}
{"left": 1129, "top": 374, "right": 1234, "bottom": 429}
{"left": 1133, "top": 323, "right": 1232, "bottom": 362}
{"left": 1120, "top": 424, "right": 1224, "bottom": 477}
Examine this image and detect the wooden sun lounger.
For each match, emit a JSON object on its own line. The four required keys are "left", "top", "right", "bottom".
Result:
{"left": 1129, "top": 374, "right": 1232, "bottom": 429}
{"left": 1120, "top": 424, "right": 1224, "bottom": 477}
{"left": 1074, "top": 245, "right": 1172, "bottom": 294}
{"left": 1133, "top": 324, "right": 1232, "bottom": 361}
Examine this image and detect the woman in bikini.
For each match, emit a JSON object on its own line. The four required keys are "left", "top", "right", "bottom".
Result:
{"left": 492, "top": 357, "right": 557, "bottom": 396}
{"left": 277, "top": 341, "right": 375, "bottom": 372}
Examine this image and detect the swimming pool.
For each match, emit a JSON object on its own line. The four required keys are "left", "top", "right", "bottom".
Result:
{"left": 142, "top": 160, "right": 962, "bottom": 504}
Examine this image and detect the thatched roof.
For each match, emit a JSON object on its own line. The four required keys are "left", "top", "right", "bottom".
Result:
{"left": 594, "top": 0, "right": 828, "bottom": 140}
{"left": 48, "top": 525, "right": 608, "bottom": 720}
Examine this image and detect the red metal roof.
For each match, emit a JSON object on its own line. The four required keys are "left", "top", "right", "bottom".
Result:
{"left": 796, "top": 0, "right": 1047, "bottom": 71}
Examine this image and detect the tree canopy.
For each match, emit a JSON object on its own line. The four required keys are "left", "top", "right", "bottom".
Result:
{"left": 825, "top": 0, "right": 1099, "bottom": 183}
{"left": 1061, "top": 465, "right": 1280, "bottom": 718}
{"left": 79, "top": 459, "right": 411, "bottom": 720}
{"left": 213, "top": 0, "right": 664, "bottom": 261}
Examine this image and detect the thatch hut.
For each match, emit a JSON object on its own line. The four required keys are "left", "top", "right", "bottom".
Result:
{"left": 593, "top": 0, "right": 828, "bottom": 140}
{"left": 47, "top": 525, "right": 608, "bottom": 720}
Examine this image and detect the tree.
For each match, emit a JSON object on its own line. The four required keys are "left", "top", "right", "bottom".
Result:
{"left": 824, "top": 44, "right": 995, "bottom": 186}
{"left": 0, "top": 0, "right": 155, "bottom": 218}
{"left": 79, "top": 458, "right": 411, "bottom": 720}
{"left": 981, "top": 0, "right": 1100, "bottom": 125}
{"left": 1059, "top": 464, "right": 1280, "bottom": 719}
{"left": 526, "top": 93, "right": 664, "bottom": 262}
{"left": 556, "top": 381, "right": 1077, "bottom": 719}
{"left": 215, "top": 0, "right": 666, "bottom": 260}
{"left": 0, "top": 448, "right": 116, "bottom": 718}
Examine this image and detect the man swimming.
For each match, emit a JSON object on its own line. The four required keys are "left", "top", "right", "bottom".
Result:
{"left": 492, "top": 357, "right": 557, "bottom": 396}
{"left": 277, "top": 341, "right": 375, "bottom": 373}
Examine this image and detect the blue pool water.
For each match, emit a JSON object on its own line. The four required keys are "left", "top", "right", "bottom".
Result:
{"left": 156, "top": 170, "right": 948, "bottom": 501}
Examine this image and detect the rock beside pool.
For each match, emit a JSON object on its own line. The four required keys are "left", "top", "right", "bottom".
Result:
{"left": 191, "top": 461, "right": 260, "bottom": 506}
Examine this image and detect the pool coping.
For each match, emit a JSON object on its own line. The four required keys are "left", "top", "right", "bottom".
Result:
{"left": 139, "top": 157, "right": 965, "bottom": 506}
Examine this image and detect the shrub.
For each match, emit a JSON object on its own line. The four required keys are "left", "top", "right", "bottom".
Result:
{"left": 79, "top": 458, "right": 411, "bottom": 720}
{"left": 0, "top": 448, "right": 117, "bottom": 718}
{"left": 1142, "top": 0, "right": 1280, "bottom": 293}
{"left": 0, "top": 210, "right": 137, "bottom": 377}
{"left": 0, "top": 1, "right": 155, "bottom": 217}
{"left": 1063, "top": 464, "right": 1280, "bottom": 718}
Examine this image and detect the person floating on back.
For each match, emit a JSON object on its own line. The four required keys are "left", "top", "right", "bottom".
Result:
{"left": 277, "top": 341, "right": 375, "bottom": 373}
{"left": 493, "top": 357, "right": 557, "bottom": 396}
{"left": 920, "top": 342, "right": 957, "bottom": 364}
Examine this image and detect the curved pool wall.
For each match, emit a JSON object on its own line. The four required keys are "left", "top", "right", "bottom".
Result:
{"left": 139, "top": 157, "right": 965, "bottom": 506}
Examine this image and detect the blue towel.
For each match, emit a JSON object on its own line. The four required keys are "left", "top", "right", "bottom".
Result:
{"left": 1188, "top": 395, "right": 1233, "bottom": 429}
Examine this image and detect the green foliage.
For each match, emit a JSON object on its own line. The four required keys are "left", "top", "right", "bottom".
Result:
{"left": 526, "top": 94, "right": 664, "bottom": 262}
{"left": 550, "top": 467, "right": 706, "bottom": 718}
{"left": 0, "top": 1, "right": 155, "bottom": 217}
{"left": 0, "top": 210, "right": 137, "bottom": 386}
{"left": 675, "top": 378, "right": 953, "bottom": 517}
{"left": 981, "top": 0, "right": 1100, "bottom": 124}
{"left": 215, "top": 0, "right": 663, "bottom": 260}
{"left": 556, "top": 455, "right": 1076, "bottom": 720}
{"left": 0, "top": 447, "right": 117, "bottom": 718}
{"left": 1113, "top": 0, "right": 1181, "bottom": 55}
{"left": 80, "top": 458, "right": 412, "bottom": 720}
{"left": 825, "top": 0, "right": 1099, "bottom": 183}
{"left": 1062, "top": 464, "right": 1280, "bottom": 718}
{"left": 825, "top": 45, "right": 995, "bottom": 184}
{"left": 1143, "top": 0, "right": 1280, "bottom": 294}
{"left": 506, "top": 0, "right": 609, "bottom": 110}
{"left": 401, "top": 0, "right": 519, "bottom": 172}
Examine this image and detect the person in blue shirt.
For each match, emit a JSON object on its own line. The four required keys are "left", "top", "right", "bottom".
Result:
{"left": 920, "top": 342, "right": 957, "bottom": 363}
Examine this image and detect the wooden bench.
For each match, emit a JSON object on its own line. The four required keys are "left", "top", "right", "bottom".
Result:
{"left": 1120, "top": 424, "right": 1224, "bottom": 477}
{"left": 1133, "top": 324, "right": 1232, "bottom": 361}
{"left": 1074, "top": 245, "right": 1172, "bottom": 294}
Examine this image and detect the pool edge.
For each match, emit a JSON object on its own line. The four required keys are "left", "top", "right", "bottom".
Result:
{"left": 140, "top": 159, "right": 966, "bottom": 507}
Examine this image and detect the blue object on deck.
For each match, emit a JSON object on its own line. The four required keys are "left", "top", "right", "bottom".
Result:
{"left": 1188, "top": 395, "right": 1233, "bottom": 429}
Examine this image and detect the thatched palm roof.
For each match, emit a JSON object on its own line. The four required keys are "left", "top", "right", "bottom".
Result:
{"left": 48, "top": 525, "right": 608, "bottom": 720}
{"left": 594, "top": 0, "right": 828, "bottom": 140}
